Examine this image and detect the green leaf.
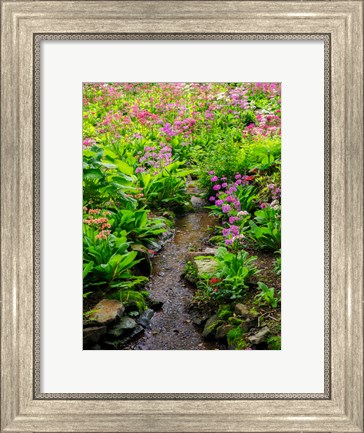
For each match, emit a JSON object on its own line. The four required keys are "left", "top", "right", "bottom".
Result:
{"left": 83, "top": 261, "right": 94, "bottom": 279}
{"left": 83, "top": 168, "right": 103, "bottom": 180}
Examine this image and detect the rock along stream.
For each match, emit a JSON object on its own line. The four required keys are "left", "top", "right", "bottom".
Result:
{"left": 127, "top": 211, "right": 220, "bottom": 350}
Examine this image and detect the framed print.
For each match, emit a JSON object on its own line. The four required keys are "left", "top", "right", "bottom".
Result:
{"left": 1, "top": 1, "right": 363, "bottom": 432}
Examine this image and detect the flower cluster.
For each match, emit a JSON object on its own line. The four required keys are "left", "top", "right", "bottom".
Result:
{"left": 136, "top": 144, "right": 173, "bottom": 174}
{"left": 208, "top": 172, "right": 253, "bottom": 213}
{"left": 83, "top": 138, "right": 96, "bottom": 148}
{"left": 83, "top": 208, "right": 112, "bottom": 239}
{"left": 242, "top": 113, "right": 281, "bottom": 138}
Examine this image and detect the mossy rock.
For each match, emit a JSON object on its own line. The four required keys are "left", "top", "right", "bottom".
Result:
{"left": 267, "top": 335, "right": 281, "bottom": 350}
{"left": 228, "top": 316, "right": 244, "bottom": 326}
{"left": 202, "top": 314, "right": 223, "bottom": 339}
{"left": 215, "top": 324, "right": 235, "bottom": 340}
{"left": 227, "top": 326, "right": 246, "bottom": 350}
{"left": 218, "top": 305, "right": 233, "bottom": 321}
{"left": 194, "top": 258, "right": 218, "bottom": 277}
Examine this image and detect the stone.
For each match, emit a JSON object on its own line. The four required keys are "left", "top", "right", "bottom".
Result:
{"left": 203, "top": 247, "right": 219, "bottom": 255}
{"left": 138, "top": 309, "right": 155, "bottom": 328}
{"left": 248, "top": 326, "right": 270, "bottom": 345}
{"left": 202, "top": 314, "right": 223, "bottom": 339}
{"left": 89, "top": 299, "right": 125, "bottom": 324}
{"left": 109, "top": 317, "right": 137, "bottom": 338}
{"left": 118, "top": 325, "right": 145, "bottom": 345}
{"left": 83, "top": 326, "right": 107, "bottom": 347}
{"left": 83, "top": 319, "right": 97, "bottom": 328}
{"left": 215, "top": 324, "right": 235, "bottom": 340}
{"left": 148, "top": 297, "right": 164, "bottom": 311}
{"left": 234, "top": 303, "right": 250, "bottom": 318}
{"left": 191, "top": 314, "right": 209, "bottom": 327}
{"left": 186, "top": 248, "right": 218, "bottom": 261}
{"left": 191, "top": 196, "right": 206, "bottom": 208}
{"left": 194, "top": 258, "right": 219, "bottom": 277}
{"left": 245, "top": 316, "right": 259, "bottom": 330}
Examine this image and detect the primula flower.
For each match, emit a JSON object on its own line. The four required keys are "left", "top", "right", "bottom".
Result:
{"left": 213, "top": 184, "right": 221, "bottom": 191}
{"left": 210, "top": 176, "right": 219, "bottom": 182}
{"left": 215, "top": 199, "right": 224, "bottom": 206}
{"left": 222, "top": 204, "right": 231, "bottom": 213}
{"left": 229, "top": 216, "right": 240, "bottom": 224}
{"left": 221, "top": 183, "right": 228, "bottom": 188}
{"left": 209, "top": 196, "right": 216, "bottom": 201}
{"left": 209, "top": 278, "right": 222, "bottom": 285}
{"left": 237, "top": 210, "right": 249, "bottom": 216}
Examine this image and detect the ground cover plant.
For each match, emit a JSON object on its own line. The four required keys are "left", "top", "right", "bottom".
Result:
{"left": 83, "top": 82, "right": 281, "bottom": 350}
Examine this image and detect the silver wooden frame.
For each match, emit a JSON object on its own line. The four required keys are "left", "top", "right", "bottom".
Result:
{"left": 1, "top": 1, "right": 363, "bottom": 432}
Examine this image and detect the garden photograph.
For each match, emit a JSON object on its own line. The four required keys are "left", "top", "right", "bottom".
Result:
{"left": 82, "top": 82, "right": 281, "bottom": 350}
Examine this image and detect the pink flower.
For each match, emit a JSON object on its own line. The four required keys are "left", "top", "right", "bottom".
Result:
{"left": 213, "top": 184, "right": 221, "bottom": 191}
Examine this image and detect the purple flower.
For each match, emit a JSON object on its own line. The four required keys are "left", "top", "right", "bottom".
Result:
{"left": 213, "top": 184, "right": 221, "bottom": 191}
{"left": 208, "top": 170, "right": 215, "bottom": 175}
{"left": 215, "top": 199, "right": 224, "bottom": 206}
{"left": 226, "top": 195, "right": 234, "bottom": 203}
{"left": 229, "top": 216, "right": 240, "bottom": 224}
{"left": 235, "top": 174, "right": 242, "bottom": 179}
{"left": 210, "top": 176, "right": 219, "bottom": 182}
{"left": 225, "top": 239, "right": 233, "bottom": 246}
{"left": 222, "top": 204, "right": 231, "bottom": 213}
{"left": 222, "top": 228, "right": 230, "bottom": 237}
{"left": 135, "top": 167, "right": 145, "bottom": 173}
{"left": 230, "top": 225, "right": 239, "bottom": 235}
{"left": 222, "top": 182, "right": 228, "bottom": 188}
{"left": 209, "top": 196, "right": 216, "bottom": 202}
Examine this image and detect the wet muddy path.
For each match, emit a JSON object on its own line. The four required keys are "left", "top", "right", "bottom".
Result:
{"left": 128, "top": 212, "right": 219, "bottom": 350}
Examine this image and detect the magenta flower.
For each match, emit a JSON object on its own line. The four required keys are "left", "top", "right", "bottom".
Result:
{"left": 222, "top": 183, "right": 228, "bottom": 188}
{"left": 208, "top": 170, "right": 215, "bottom": 175}
{"left": 222, "top": 204, "right": 231, "bottom": 213}
{"left": 210, "top": 176, "right": 219, "bottom": 182}
{"left": 215, "top": 199, "right": 224, "bottom": 206}
{"left": 213, "top": 184, "right": 221, "bottom": 191}
{"left": 229, "top": 216, "right": 240, "bottom": 224}
{"left": 209, "top": 196, "right": 216, "bottom": 201}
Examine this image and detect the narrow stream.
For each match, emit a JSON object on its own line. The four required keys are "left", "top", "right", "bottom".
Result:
{"left": 128, "top": 212, "right": 220, "bottom": 350}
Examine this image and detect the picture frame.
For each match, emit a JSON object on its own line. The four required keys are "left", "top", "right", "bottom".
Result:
{"left": 1, "top": 1, "right": 363, "bottom": 432}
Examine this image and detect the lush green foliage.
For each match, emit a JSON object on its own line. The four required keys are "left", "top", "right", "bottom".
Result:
{"left": 254, "top": 282, "right": 280, "bottom": 308}
{"left": 83, "top": 82, "right": 281, "bottom": 349}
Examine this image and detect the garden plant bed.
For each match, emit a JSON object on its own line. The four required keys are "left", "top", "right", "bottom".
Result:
{"left": 82, "top": 82, "right": 281, "bottom": 350}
